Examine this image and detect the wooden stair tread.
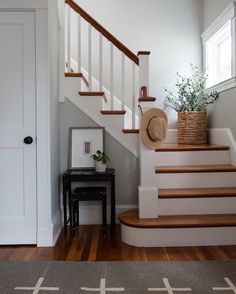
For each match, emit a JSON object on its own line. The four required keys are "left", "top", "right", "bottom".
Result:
{"left": 159, "top": 187, "right": 236, "bottom": 199}
{"left": 155, "top": 164, "right": 236, "bottom": 174}
{"left": 156, "top": 144, "right": 229, "bottom": 152}
{"left": 139, "top": 97, "right": 156, "bottom": 102}
{"left": 119, "top": 209, "right": 236, "bottom": 228}
{"left": 79, "top": 91, "right": 104, "bottom": 96}
{"left": 101, "top": 110, "right": 126, "bottom": 115}
{"left": 65, "top": 72, "right": 83, "bottom": 77}
{"left": 122, "top": 129, "right": 139, "bottom": 133}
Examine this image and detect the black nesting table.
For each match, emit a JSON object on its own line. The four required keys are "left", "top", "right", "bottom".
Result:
{"left": 62, "top": 168, "right": 115, "bottom": 235}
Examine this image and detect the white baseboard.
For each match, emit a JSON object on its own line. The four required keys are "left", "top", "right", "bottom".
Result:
{"left": 37, "top": 210, "right": 62, "bottom": 247}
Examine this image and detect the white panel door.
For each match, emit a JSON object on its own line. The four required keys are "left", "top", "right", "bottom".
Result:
{"left": 0, "top": 12, "right": 36, "bottom": 244}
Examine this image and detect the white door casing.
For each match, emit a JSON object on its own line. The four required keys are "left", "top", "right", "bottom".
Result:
{"left": 0, "top": 12, "right": 36, "bottom": 244}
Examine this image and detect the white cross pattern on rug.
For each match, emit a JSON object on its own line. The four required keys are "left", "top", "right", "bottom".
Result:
{"left": 14, "top": 277, "right": 59, "bottom": 293}
{"left": 81, "top": 278, "right": 125, "bottom": 293}
{"left": 148, "top": 278, "right": 192, "bottom": 293}
{"left": 213, "top": 277, "right": 236, "bottom": 293}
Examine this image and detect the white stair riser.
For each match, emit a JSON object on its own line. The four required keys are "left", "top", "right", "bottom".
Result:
{"left": 156, "top": 150, "right": 230, "bottom": 166}
{"left": 121, "top": 224, "right": 236, "bottom": 247}
{"left": 158, "top": 197, "right": 236, "bottom": 215}
{"left": 156, "top": 172, "right": 236, "bottom": 188}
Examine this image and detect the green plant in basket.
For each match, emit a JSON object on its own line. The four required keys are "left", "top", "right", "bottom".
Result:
{"left": 164, "top": 64, "right": 218, "bottom": 112}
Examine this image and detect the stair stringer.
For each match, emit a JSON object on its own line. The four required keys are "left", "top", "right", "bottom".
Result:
{"left": 65, "top": 77, "right": 139, "bottom": 157}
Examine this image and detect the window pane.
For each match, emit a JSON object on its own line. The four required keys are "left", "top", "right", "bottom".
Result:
{"left": 206, "top": 21, "right": 231, "bottom": 88}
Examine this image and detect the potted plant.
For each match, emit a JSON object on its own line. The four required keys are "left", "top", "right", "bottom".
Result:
{"left": 91, "top": 150, "right": 110, "bottom": 172}
{"left": 164, "top": 65, "right": 218, "bottom": 144}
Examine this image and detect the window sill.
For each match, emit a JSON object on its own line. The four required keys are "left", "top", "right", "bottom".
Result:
{"left": 206, "top": 77, "right": 236, "bottom": 94}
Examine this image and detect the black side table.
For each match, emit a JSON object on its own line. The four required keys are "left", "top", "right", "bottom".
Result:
{"left": 62, "top": 168, "right": 115, "bottom": 235}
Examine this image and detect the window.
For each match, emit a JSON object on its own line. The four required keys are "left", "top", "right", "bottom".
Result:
{"left": 202, "top": 2, "right": 236, "bottom": 92}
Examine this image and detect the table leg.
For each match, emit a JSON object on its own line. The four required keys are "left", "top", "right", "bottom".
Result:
{"left": 111, "top": 175, "right": 116, "bottom": 227}
{"left": 68, "top": 183, "right": 72, "bottom": 229}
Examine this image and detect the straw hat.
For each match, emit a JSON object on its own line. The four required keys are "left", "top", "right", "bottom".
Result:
{"left": 140, "top": 108, "right": 168, "bottom": 149}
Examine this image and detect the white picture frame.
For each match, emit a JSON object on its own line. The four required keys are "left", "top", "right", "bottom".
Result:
{"left": 68, "top": 127, "right": 105, "bottom": 169}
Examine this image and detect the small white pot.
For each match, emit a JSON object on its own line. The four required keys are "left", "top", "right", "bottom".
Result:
{"left": 95, "top": 161, "right": 107, "bottom": 172}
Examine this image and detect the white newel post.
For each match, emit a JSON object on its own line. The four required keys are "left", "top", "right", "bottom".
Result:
{"left": 138, "top": 52, "right": 158, "bottom": 219}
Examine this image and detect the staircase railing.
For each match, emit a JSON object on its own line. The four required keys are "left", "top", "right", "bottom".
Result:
{"left": 65, "top": 0, "right": 150, "bottom": 129}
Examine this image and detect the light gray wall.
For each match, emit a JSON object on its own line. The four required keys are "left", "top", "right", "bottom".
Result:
{"left": 60, "top": 99, "right": 139, "bottom": 205}
{"left": 50, "top": 0, "right": 61, "bottom": 217}
{"left": 73, "top": 0, "right": 203, "bottom": 127}
{"left": 202, "top": 0, "right": 236, "bottom": 140}
{"left": 202, "top": 0, "right": 231, "bottom": 31}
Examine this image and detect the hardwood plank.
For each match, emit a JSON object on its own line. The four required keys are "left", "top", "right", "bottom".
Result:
{"left": 101, "top": 110, "right": 126, "bottom": 115}
{"left": 156, "top": 144, "right": 230, "bottom": 152}
{"left": 158, "top": 187, "right": 236, "bottom": 199}
{"left": 79, "top": 91, "right": 104, "bottom": 96}
{"left": 0, "top": 225, "right": 236, "bottom": 261}
{"left": 119, "top": 209, "right": 236, "bottom": 228}
{"left": 155, "top": 164, "right": 236, "bottom": 174}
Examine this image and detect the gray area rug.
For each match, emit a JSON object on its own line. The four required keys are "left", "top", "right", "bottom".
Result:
{"left": 0, "top": 261, "right": 235, "bottom": 293}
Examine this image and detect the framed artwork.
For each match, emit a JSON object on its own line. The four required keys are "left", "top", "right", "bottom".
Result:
{"left": 68, "top": 127, "right": 105, "bottom": 169}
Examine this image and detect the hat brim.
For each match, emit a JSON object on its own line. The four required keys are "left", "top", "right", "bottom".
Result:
{"left": 141, "top": 108, "right": 168, "bottom": 150}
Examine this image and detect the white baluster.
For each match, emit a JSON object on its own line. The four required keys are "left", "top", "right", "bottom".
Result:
{"left": 78, "top": 14, "right": 81, "bottom": 72}
{"left": 110, "top": 44, "right": 114, "bottom": 110}
{"left": 88, "top": 23, "right": 92, "bottom": 90}
{"left": 121, "top": 53, "right": 125, "bottom": 111}
{"left": 99, "top": 34, "right": 103, "bottom": 92}
{"left": 132, "top": 62, "right": 136, "bottom": 129}
{"left": 66, "top": 5, "right": 71, "bottom": 72}
{"left": 77, "top": 14, "right": 81, "bottom": 91}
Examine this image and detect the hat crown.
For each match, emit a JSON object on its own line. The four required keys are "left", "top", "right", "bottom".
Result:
{"left": 147, "top": 117, "right": 167, "bottom": 141}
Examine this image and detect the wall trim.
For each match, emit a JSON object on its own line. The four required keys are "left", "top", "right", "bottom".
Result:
{"left": 35, "top": 8, "right": 53, "bottom": 246}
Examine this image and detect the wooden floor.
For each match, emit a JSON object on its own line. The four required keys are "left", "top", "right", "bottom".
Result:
{"left": 0, "top": 225, "right": 236, "bottom": 261}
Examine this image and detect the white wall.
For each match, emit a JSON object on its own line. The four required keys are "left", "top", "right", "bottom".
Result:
{"left": 202, "top": 0, "right": 236, "bottom": 140}
{"left": 70, "top": 0, "right": 203, "bottom": 127}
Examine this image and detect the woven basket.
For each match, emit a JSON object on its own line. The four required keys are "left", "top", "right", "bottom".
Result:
{"left": 178, "top": 110, "right": 207, "bottom": 145}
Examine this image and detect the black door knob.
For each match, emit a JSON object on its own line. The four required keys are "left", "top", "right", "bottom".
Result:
{"left": 24, "top": 136, "right": 33, "bottom": 144}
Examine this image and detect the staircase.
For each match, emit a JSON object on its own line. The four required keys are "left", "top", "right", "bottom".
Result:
{"left": 63, "top": 0, "right": 236, "bottom": 247}
{"left": 120, "top": 143, "right": 236, "bottom": 246}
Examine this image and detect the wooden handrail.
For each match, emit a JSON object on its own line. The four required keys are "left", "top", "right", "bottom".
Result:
{"left": 65, "top": 0, "right": 139, "bottom": 65}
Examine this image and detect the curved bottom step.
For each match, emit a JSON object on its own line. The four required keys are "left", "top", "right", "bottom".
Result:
{"left": 119, "top": 209, "right": 236, "bottom": 247}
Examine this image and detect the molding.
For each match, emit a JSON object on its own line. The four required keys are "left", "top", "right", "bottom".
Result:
{"left": 201, "top": 2, "right": 235, "bottom": 43}
{"left": 35, "top": 9, "right": 53, "bottom": 246}
{"left": 37, "top": 210, "right": 61, "bottom": 247}
{"left": 0, "top": 0, "right": 48, "bottom": 9}
{"left": 205, "top": 77, "right": 236, "bottom": 93}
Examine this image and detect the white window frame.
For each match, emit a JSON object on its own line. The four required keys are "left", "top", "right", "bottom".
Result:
{"left": 201, "top": 1, "right": 236, "bottom": 93}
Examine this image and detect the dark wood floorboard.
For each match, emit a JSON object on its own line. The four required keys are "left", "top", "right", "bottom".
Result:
{"left": 0, "top": 225, "right": 235, "bottom": 261}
